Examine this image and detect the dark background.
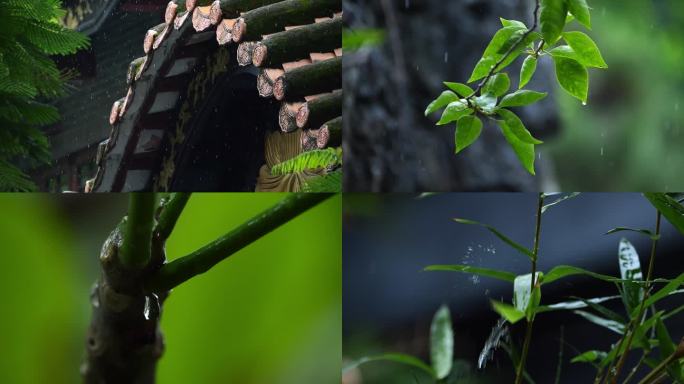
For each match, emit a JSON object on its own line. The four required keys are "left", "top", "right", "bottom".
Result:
{"left": 343, "top": 193, "right": 684, "bottom": 383}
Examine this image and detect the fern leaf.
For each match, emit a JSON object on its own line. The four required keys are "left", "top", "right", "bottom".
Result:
{"left": 0, "top": 159, "right": 38, "bottom": 192}
{"left": 24, "top": 19, "right": 90, "bottom": 55}
{"left": 303, "top": 170, "right": 342, "bottom": 192}
{"left": 271, "top": 148, "right": 342, "bottom": 176}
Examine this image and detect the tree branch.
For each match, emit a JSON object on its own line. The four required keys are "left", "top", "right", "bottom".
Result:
{"left": 155, "top": 192, "right": 191, "bottom": 239}
{"left": 145, "top": 193, "right": 334, "bottom": 292}
{"left": 120, "top": 193, "right": 156, "bottom": 269}
{"left": 471, "top": 0, "right": 541, "bottom": 97}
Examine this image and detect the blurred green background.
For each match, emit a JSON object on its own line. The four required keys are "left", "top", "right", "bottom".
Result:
{"left": 0, "top": 193, "right": 341, "bottom": 384}
{"left": 547, "top": 0, "right": 684, "bottom": 190}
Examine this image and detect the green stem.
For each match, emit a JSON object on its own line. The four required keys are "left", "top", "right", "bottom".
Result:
{"left": 120, "top": 193, "right": 156, "bottom": 269}
{"left": 145, "top": 193, "right": 334, "bottom": 292}
{"left": 607, "top": 211, "right": 661, "bottom": 383}
{"left": 637, "top": 347, "right": 683, "bottom": 384}
{"left": 514, "top": 192, "right": 545, "bottom": 384}
{"left": 155, "top": 193, "right": 191, "bottom": 239}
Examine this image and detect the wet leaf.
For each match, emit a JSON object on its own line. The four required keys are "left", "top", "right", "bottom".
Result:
{"left": 513, "top": 273, "right": 542, "bottom": 316}
{"left": 543, "top": 265, "right": 622, "bottom": 285}
{"left": 605, "top": 227, "right": 659, "bottom": 240}
{"left": 483, "top": 73, "right": 510, "bottom": 97}
{"left": 540, "top": 0, "right": 568, "bottom": 43}
{"left": 468, "top": 26, "right": 533, "bottom": 82}
{"left": 430, "top": 305, "right": 454, "bottom": 379}
{"left": 497, "top": 120, "right": 536, "bottom": 175}
{"left": 425, "top": 91, "right": 459, "bottom": 116}
{"left": 343, "top": 353, "right": 435, "bottom": 377}
{"left": 636, "top": 272, "right": 684, "bottom": 316}
{"left": 453, "top": 218, "right": 535, "bottom": 260}
{"left": 617, "top": 238, "right": 644, "bottom": 313}
{"left": 500, "top": 18, "right": 527, "bottom": 29}
{"left": 455, "top": 115, "right": 483, "bottom": 153}
{"left": 443, "top": 82, "right": 474, "bottom": 98}
{"left": 491, "top": 300, "right": 525, "bottom": 324}
{"left": 538, "top": 294, "right": 622, "bottom": 313}
{"left": 553, "top": 56, "right": 588, "bottom": 103}
{"left": 519, "top": 56, "right": 537, "bottom": 89}
{"left": 541, "top": 192, "right": 580, "bottom": 213}
{"left": 437, "top": 101, "right": 472, "bottom": 125}
{"left": 499, "top": 90, "right": 548, "bottom": 108}
{"left": 644, "top": 193, "right": 684, "bottom": 235}
{"left": 424, "top": 264, "right": 516, "bottom": 283}
{"left": 496, "top": 109, "right": 543, "bottom": 144}
{"left": 473, "top": 94, "right": 498, "bottom": 114}
{"left": 573, "top": 310, "right": 625, "bottom": 334}
{"left": 567, "top": 0, "right": 591, "bottom": 30}
{"left": 562, "top": 31, "right": 607, "bottom": 68}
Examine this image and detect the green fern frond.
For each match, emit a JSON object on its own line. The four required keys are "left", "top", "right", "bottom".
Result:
{"left": 303, "top": 169, "right": 342, "bottom": 192}
{"left": 0, "top": 99, "right": 60, "bottom": 125}
{"left": 0, "top": 78, "right": 38, "bottom": 99}
{"left": 24, "top": 19, "right": 90, "bottom": 55}
{"left": 0, "top": 159, "right": 38, "bottom": 192}
{"left": 271, "top": 147, "right": 342, "bottom": 176}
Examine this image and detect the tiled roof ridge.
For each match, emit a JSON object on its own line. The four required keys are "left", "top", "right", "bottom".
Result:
{"left": 85, "top": 0, "right": 342, "bottom": 192}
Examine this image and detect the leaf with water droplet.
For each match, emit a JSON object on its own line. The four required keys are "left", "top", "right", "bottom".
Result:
{"left": 562, "top": 31, "right": 607, "bottom": 68}
{"left": 491, "top": 300, "right": 525, "bottom": 324}
{"left": 424, "top": 264, "right": 516, "bottom": 283}
{"left": 430, "top": 305, "right": 454, "bottom": 379}
{"left": 455, "top": 115, "right": 482, "bottom": 153}
{"left": 425, "top": 90, "right": 459, "bottom": 116}
{"left": 553, "top": 56, "right": 588, "bottom": 103}
{"left": 644, "top": 193, "right": 684, "bottom": 235}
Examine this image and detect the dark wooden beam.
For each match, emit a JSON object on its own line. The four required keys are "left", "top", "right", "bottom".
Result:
{"left": 273, "top": 56, "right": 341, "bottom": 101}
{"left": 296, "top": 89, "right": 341, "bottom": 129}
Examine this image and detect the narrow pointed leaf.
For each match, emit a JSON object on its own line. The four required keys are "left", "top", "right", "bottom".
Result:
{"left": 425, "top": 91, "right": 459, "bottom": 116}
{"left": 571, "top": 350, "right": 607, "bottom": 364}
{"left": 541, "top": 192, "right": 580, "bottom": 214}
{"left": 573, "top": 310, "right": 625, "bottom": 334}
{"left": 543, "top": 265, "right": 622, "bottom": 285}
{"left": 538, "top": 294, "right": 621, "bottom": 313}
{"left": 455, "top": 115, "right": 483, "bottom": 153}
{"left": 562, "top": 31, "right": 607, "bottom": 68}
{"left": 499, "top": 90, "right": 548, "bottom": 108}
{"left": 618, "top": 238, "right": 644, "bottom": 313}
{"left": 343, "top": 353, "right": 435, "bottom": 377}
{"left": 430, "top": 305, "right": 454, "bottom": 379}
{"left": 453, "top": 218, "right": 535, "bottom": 259}
{"left": 644, "top": 193, "right": 684, "bottom": 235}
{"left": 519, "top": 55, "right": 538, "bottom": 89}
{"left": 553, "top": 56, "right": 588, "bottom": 103}
{"left": 636, "top": 272, "right": 684, "bottom": 316}
{"left": 605, "top": 227, "right": 658, "bottom": 240}
{"left": 424, "top": 265, "right": 516, "bottom": 283}
{"left": 497, "top": 120, "right": 536, "bottom": 175}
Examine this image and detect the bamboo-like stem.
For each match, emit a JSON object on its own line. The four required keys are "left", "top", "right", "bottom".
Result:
{"left": 120, "top": 193, "right": 156, "bottom": 269}
{"left": 155, "top": 193, "right": 191, "bottom": 239}
{"left": 514, "top": 192, "right": 544, "bottom": 384}
{"left": 145, "top": 193, "right": 333, "bottom": 292}
{"left": 637, "top": 338, "right": 684, "bottom": 384}
{"left": 608, "top": 212, "right": 662, "bottom": 383}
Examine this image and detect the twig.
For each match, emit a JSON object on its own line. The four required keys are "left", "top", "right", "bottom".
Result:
{"left": 637, "top": 338, "right": 684, "bottom": 384}
{"left": 155, "top": 193, "right": 191, "bottom": 239}
{"left": 471, "top": 0, "right": 541, "bottom": 98}
{"left": 145, "top": 193, "right": 334, "bottom": 292}
{"left": 120, "top": 193, "right": 156, "bottom": 269}
{"left": 514, "top": 192, "right": 545, "bottom": 384}
{"left": 555, "top": 326, "right": 565, "bottom": 384}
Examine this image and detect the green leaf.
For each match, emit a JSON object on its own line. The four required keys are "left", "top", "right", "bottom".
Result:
{"left": 562, "top": 31, "right": 607, "bottom": 68}
{"left": 540, "top": 0, "right": 568, "bottom": 44}
{"left": 519, "top": 56, "right": 538, "bottom": 89}
{"left": 491, "top": 300, "right": 526, "bottom": 324}
{"left": 437, "top": 102, "right": 472, "bottom": 125}
{"left": 343, "top": 353, "right": 435, "bottom": 377}
{"left": 573, "top": 310, "right": 625, "bottom": 334}
{"left": 500, "top": 18, "right": 527, "bottom": 28}
{"left": 453, "top": 218, "right": 535, "bottom": 260}
{"left": 496, "top": 109, "right": 543, "bottom": 144}
{"left": 567, "top": 0, "right": 591, "bottom": 29}
{"left": 499, "top": 90, "right": 548, "bottom": 108}
{"left": 483, "top": 73, "right": 510, "bottom": 97}
{"left": 468, "top": 26, "right": 534, "bottom": 82}
{"left": 644, "top": 193, "right": 684, "bottom": 235}
{"left": 342, "top": 28, "right": 385, "bottom": 51}
{"left": 571, "top": 350, "right": 607, "bottom": 364}
{"left": 637, "top": 272, "right": 684, "bottom": 316}
{"left": 472, "top": 94, "right": 498, "bottom": 114}
{"left": 513, "top": 272, "right": 543, "bottom": 315}
{"left": 605, "top": 227, "right": 659, "bottom": 240}
{"left": 455, "top": 115, "right": 483, "bottom": 153}
{"left": 543, "top": 265, "right": 622, "bottom": 285}
{"left": 424, "top": 265, "right": 516, "bottom": 283}
{"left": 270, "top": 148, "right": 341, "bottom": 175}
{"left": 548, "top": 45, "right": 581, "bottom": 61}
{"left": 617, "top": 238, "right": 644, "bottom": 314}
{"left": 553, "top": 56, "right": 588, "bottom": 103}
{"left": 497, "top": 120, "right": 536, "bottom": 175}
{"left": 655, "top": 317, "right": 676, "bottom": 359}
{"left": 444, "top": 82, "right": 474, "bottom": 98}
{"left": 430, "top": 305, "right": 454, "bottom": 379}
{"left": 425, "top": 90, "right": 459, "bottom": 116}
{"left": 539, "top": 294, "right": 621, "bottom": 313}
